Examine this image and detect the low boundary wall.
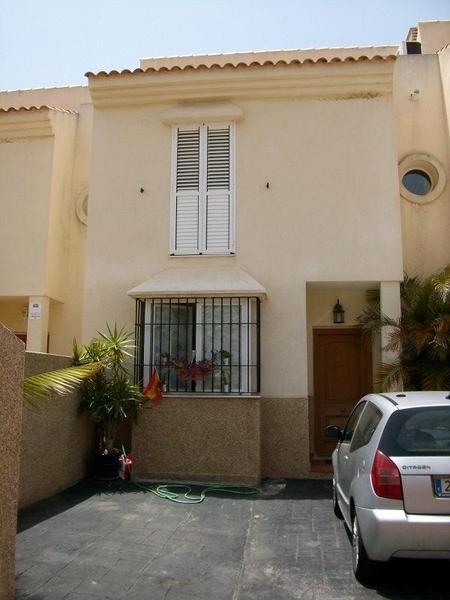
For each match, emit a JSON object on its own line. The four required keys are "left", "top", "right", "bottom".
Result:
{"left": 19, "top": 353, "right": 94, "bottom": 509}
{"left": 0, "top": 323, "right": 24, "bottom": 600}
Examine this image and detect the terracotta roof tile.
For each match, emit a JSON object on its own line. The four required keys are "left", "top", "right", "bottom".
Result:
{"left": 0, "top": 105, "right": 76, "bottom": 114}
{"left": 85, "top": 54, "right": 397, "bottom": 79}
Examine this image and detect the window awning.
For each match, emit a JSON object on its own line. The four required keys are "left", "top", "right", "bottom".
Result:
{"left": 127, "top": 267, "right": 267, "bottom": 299}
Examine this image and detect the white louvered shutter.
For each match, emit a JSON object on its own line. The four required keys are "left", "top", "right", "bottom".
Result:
{"left": 205, "top": 125, "right": 232, "bottom": 253}
{"left": 171, "top": 123, "right": 234, "bottom": 255}
{"left": 173, "top": 127, "right": 200, "bottom": 253}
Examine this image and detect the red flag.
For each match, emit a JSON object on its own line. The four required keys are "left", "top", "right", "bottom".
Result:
{"left": 143, "top": 369, "right": 163, "bottom": 404}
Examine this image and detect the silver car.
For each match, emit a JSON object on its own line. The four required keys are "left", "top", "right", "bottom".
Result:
{"left": 326, "top": 392, "right": 450, "bottom": 582}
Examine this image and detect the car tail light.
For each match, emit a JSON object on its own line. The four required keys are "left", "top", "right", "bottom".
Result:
{"left": 371, "top": 449, "right": 403, "bottom": 500}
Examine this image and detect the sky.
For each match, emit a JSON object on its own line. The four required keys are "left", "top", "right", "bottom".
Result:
{"left": 1, "top": 0, "right": 450, "bottom": 90}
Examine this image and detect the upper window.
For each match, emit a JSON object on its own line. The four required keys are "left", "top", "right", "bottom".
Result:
{"left": 170, "top": 123, "right": 235, "bottom": 255}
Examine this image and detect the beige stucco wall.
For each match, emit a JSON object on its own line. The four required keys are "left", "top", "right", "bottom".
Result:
{"left": 0, "top": 86, "right": 92, "bottom": 354}
{"left": 0, "top": 135, "right": 54, "bottom": 295}
{"left": 133, "top": 396, "right": 261, "bottom": 485}
{"left": 417, "top": 21, "right": 450, "bottom": 55}
{"left": 19, "top": 352, "right": 94, "bottom": 509}
{"left": 47, "top": 100, "right": 92, "bottom": 354}
{"left": 439, "top": 47, "right": 450, "bottom": 140}
{"left": 84, "top": 63, "right": 404, "bottom": 478}
{"left": 394, "top": 54, "right": 450, "bottom": 277}
{"left": 0, "top": 323, "right": 24, "bottom": 600}
{"left": 84, "top": 92, "right": 403, "bottom": 401}
{"left": 0, "top": 300, "right": 28, "bottom": 335}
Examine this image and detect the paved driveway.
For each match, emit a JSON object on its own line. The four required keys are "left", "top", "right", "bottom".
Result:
{"left": 16, "top": 480, "right": 448, "bottom": 599}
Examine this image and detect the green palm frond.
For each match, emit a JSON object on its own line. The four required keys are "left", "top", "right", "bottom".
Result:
{"left": 98, "top": 323, "right": 135, "bottom": 358}
{"left": 359, "top": 266, "right": 450, "bottom": 392}
{"left": 382, "top": 328, "right": 402, "bottom": 353}
{"left": 23, "top": 362, "right": 101, "bottom": 407}
{"left": 431, "top": 314, "right": 450, "bottom": 349}
{"left": 421, "top": 362, "right": 450, "bottom": 391}
{"left": 376, "top": 361, "right": 405, "bottom": 392}
{"left": 72, "top": 337, "right": 83, "bottom": 364}
{"left": 431, "top": 265, "right": 450, "bottom": 303}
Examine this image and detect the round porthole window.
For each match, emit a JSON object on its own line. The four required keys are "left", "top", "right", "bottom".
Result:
{"left": 398, "top": 153, "right": 446, "bottom": 205}
{"left": 402, "top": 169, "right": 431, "bottom": 196}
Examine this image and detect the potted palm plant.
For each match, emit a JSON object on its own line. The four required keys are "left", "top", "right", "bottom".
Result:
{"left": 73, "top": 324, "right": 147, "bottom": 479}
{"left": 21, "top": 324, "right": 149, "bottom": 481}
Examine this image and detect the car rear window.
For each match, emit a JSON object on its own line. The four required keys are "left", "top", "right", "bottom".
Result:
{"left": 379, "top": 407, "right": 450, "bottom": 457}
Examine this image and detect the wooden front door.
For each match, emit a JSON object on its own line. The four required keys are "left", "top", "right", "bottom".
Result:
{"left": 313, "top": 328, "right": 372, "bottom": 456}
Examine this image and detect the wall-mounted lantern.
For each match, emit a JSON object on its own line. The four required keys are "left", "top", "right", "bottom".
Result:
{"left": 333, "top": 299, "right": 345, "bottom": 324}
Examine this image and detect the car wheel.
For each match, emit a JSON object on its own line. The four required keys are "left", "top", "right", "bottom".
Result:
{"left": 352, "top": 512, "right": 377, "bottom": 584}
{"left": 332, "top": 479, "right": 343, "bottom": 519}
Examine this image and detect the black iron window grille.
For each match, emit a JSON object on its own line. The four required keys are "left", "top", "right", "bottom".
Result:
{"left": 134, "top": 297, "right": 260, "bottom": 394}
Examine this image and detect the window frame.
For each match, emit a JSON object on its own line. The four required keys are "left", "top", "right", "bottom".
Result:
{"left": 341, "top": 402, "right": 367, "bottom": 444}
{"left": 169, "top": 122, "right": 236, "bottom": 256}
{"left": 134, "top": 296, "right": 260, "bottom": 395}
{"left": 350, "top": 401, "right": 383, "bottom": 452}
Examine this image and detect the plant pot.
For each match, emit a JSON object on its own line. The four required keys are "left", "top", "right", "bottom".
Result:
{"left": 223, "top": 383, "right": 230, "bottom": 393}
{"left": 93, "top": 452, "right": 120, "bottom": 481}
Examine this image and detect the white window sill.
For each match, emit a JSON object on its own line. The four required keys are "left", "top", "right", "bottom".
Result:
{"left": 162, "top": 393, "right": 261, "bottom": 399}
{"left": 169, "top": 254, "right": 236, "bottom": 258}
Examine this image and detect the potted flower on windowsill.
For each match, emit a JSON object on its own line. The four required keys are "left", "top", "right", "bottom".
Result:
{"left": 169, "top": 355, "right": 216, "bottom": 382}
{"left": 219, "top": 350, "right": 231, "bottom": 366}
{"left": 222, "top": 369, "right": 231, "bottom": 393}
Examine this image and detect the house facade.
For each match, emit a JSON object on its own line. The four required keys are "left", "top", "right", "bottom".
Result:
{"left": 1, "top": 21, "right": 449, "bottom": 480}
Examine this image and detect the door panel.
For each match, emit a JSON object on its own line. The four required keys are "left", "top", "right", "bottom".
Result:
{"left": 314, "top": 328, "right": 372, "bottom": 456}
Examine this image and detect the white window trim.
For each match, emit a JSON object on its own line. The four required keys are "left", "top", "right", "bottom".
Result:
{"left": 170, "top": 122, "right": 236, "bottom": 256}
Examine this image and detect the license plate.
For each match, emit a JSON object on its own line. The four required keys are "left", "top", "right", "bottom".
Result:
{"left": 433, "top": 476, "right": 450, "bottom": 497}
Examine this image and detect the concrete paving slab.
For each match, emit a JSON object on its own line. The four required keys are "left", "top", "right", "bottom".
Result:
{"left": 16, "top": 479, "right": 449, "bottom": 599}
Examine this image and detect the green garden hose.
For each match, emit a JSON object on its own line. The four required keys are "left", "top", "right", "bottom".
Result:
{"left": 132, "top": 479, "right": 258, "bottom": 504}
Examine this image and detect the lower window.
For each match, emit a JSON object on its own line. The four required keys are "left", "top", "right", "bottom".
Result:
{"left": 134, "top": 297, "right": 260, "bottom": 394}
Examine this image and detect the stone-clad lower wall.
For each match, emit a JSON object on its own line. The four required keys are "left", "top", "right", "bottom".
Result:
{"left": 132, "top": 396, "right": 261, "bottom": 485}
{"left": 19, "top": 352, "right": 94, "bottom": 509}
{"left": 132, "top": 396, "right": 310, "bottom": 484}
{"left": 261, "top": 398, "right": 310, "bottom": 479}
{"left": 0, "top": 323, "right": 24, "bottom": 600}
